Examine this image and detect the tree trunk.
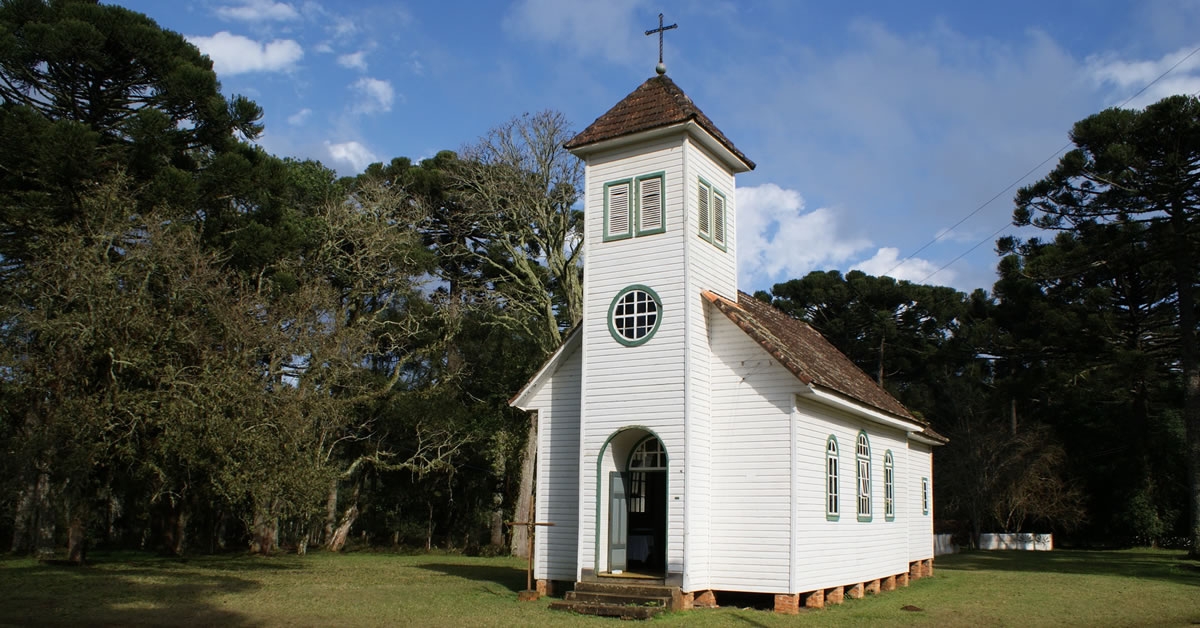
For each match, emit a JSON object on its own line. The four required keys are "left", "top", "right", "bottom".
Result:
{"left": 490, "top": 508, "right": 505, "bottom": 548}
{"left": 425, "top": 500, "right": 434, "bottom": 551}
{"left": 66, "top": 509, "right": 86, "bottom": 564}
{"left": 11, "top": 477, "right": 35, "bottom": 553}
{"left": 34, "top": 470, "right": 55, "bottom": 559}
{"left": 323, "top": 478, "right": 339, "bottom": 546}
{"left": 490, "top": 449, "right": 506, "bottom": 548}
{"left": 511, "top": 412, "right": 537, "bottom": 559}
{"left": 250, "top": 501, "right": 277, "bottom": 555}
{"left": 161, "top": 501, "right": 188, "bottom": 556}
{"left": 326, "top": 484, "right": 360, "bottom": 552}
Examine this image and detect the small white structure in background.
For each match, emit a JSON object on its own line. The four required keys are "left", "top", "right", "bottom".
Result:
{"left": 978, "top": 533, "right": 1054, "bottom": 551}
{"left": 511, "top": 70, "right": 949, "bottom": 613}
{"left": 934, "top": 534, "right": 958, "bottom": 556}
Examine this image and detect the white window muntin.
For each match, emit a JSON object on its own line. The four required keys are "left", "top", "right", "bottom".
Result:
{"left": 856, "top": 432, "right": 871, "bottom": 521}
{"left": 884, "top": 450, "right": 895, "bottom": 520}
{"left": 608, "top": 285, "right": 662, "bottom": 347}
{"left": 826, "top": 436, "right": 839, "bottom": 520}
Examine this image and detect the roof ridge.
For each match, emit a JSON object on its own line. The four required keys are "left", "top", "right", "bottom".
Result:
{"left": 704, "top": 290, "right": 921, "bottom": 423}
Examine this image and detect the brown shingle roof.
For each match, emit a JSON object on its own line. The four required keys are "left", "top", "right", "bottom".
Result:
{"left": 564, "top": 74, "right": 755, "bottom": 171}
{"left": 704, "top": 290, "right": 924, "bottom": 424}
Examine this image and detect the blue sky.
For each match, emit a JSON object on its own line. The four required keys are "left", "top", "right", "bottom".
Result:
{"left": 110, "top": 0, "right": 1200, "bottom": 295}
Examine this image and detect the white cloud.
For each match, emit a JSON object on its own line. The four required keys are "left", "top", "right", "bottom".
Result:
{"left": 503, "top": 0, "right": 649, "bottom": 64}
{"left": 722, "top": 21, "right": 1100, "bottom": 293}
{"left": 325, "top": 140, "right": 377, "bottom": 173}
{"left": 216, "top": 0, "right": 299, "bottom": 22}
{"left": 851, "top": 248, "right": 954, "bottom": 286}
{"left": 337, "top": 51, "right": 368, "bottom": 71}
{"left": 188, "top": 32, "right": 302, "bottom": 75}
{"left": 1087, "top": 44, "right": 1200, "bottom": 108}
{"left": 287, "top": 108, "right": 312, "bottom": 126}
{"left": 737, "top": 183, "right": 872, "bottom": 290}
{"left": 350, "top": 77, "right": 395, "bottom": 114}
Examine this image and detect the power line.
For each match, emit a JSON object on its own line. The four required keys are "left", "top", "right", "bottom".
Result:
{"left": 886, "top": 43, "right": 1200, "bottom": 284}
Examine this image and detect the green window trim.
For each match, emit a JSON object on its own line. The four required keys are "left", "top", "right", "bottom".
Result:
{"left": 696, "top": 176, "right": 728, "bottom": 251}
{"left": 884, "top": 450, "right": 895, "bottom": 521}
{"left": 856, "top": 431, "right": 872, "bottom": 522}
{"left": 825, "top": 435, "right": 840, "bottom": 521}
{"left": 634, "top": 172, "right": 666, "bottom": 236}
{"left": 921, "top": 477, "right": 930, "bottom": 515}
{"left": 603, "top": 178, "right": 633, "bottom": 242}
{"left": 607, "top": 284, "right": 663, "bottom": 347}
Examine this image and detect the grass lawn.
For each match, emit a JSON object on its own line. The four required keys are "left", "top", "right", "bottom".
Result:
{"left": 1, "top": 548, "right": 1197, "bottom": 627}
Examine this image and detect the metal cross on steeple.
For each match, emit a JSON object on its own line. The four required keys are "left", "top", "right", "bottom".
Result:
{"left": 645, "top": 12, "right": 677, "bottom": 75}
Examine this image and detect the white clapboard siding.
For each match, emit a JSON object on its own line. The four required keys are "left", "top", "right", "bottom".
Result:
{"left": 679, "top": 138, "right": 738, "bottom": 590}
{"left": 579, "top": 138, "right": 689, "bottom": 574}
{"left": 907, "top": 442, "right": 934, "bottom": 562}
{"left": 523, "top": 342, "right": 582, "bottom": 581}
{"left": 792, "top": 397, "right": 913, "bottom": 592}
{"left": 707, "top": 307, "right": 796, "bottom": 593}
{"left": 685, "top": 140, "right": 737, "bottom": 300}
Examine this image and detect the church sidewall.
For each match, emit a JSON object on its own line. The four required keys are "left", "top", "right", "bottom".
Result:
{"left": 907, "top": 442, "right": 935, "bottom": 563}
{"left": 791, "top": 396, "right": 912, "bottom": 592}
{"left": 707, "top": 305, "right": 796, "bottom": 593}
{"left": 708, "top": 309, "right": 921, "bottom": 593}
{"left": 578, "top": 137, "right": 688, "bottom": 577}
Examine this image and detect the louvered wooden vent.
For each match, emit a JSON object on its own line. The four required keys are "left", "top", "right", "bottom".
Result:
{"left": 639, "top": 177, "right": 662, "bottom": 232}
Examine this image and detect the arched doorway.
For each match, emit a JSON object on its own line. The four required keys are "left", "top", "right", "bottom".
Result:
{"left": 604, "top": 432, "right": 668, "bottom": 575}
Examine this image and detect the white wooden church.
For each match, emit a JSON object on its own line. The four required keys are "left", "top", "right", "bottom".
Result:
{"left": 511, "top": 66, "right": 946, "bottom": 613}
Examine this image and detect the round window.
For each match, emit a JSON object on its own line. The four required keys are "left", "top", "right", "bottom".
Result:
{"left": 608, "top": 285, "right": 662, "bottom": 346}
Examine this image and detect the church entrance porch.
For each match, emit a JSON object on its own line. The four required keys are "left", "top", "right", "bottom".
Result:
{"left": 597, "top": 429, "right": 668, "bottom": 578}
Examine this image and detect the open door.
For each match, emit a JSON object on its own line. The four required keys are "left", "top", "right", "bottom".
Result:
{"left": 626, "top": 470, "right": 666, "bottom": 572}
{"left": 608, "top": 471, "right": 628, "bottom": 573}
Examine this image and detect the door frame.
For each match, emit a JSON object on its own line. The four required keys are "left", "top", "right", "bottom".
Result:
{"left": 594, "top": 428, "right": 669, "bottom": 576}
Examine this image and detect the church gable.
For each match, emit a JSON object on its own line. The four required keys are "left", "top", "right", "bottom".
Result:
{"left": 703, "top": 291, "right": 944, "bottom": 440}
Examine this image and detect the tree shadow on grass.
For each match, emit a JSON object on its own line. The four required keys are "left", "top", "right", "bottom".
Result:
{"left": 417, "top": 561, "right": 528, "bottom": 594}
{"left": 938, "top": 550, "right": 1200, "bottom": 586}
{"left": 0, "top": 558, "right": 267, "bottom": 627}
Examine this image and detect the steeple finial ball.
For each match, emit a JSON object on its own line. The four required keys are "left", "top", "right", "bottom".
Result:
{"left": 656, "top": 62, "right": 666, "bottom": 75}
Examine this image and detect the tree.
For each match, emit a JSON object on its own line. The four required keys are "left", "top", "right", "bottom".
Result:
{"left": 764, "top": 271, "right": 1089, "bottom": 541}
{"left": 0, "top": 0, "right": 262, "bottom": 266}
{"left": 444, "top": 110, "right": 583, "bottom": 558}
{"left": 1010, "top": 94, "right": 1200, "bottom": 554}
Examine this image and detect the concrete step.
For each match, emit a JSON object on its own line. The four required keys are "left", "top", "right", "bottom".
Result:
{"left": 574, "top": 581, "right": 677, "bottom": 598}
{"left": 548, "top": 600, "right": 666, "bottom": 620}
{"left": 565, "top": 590, "right": 670, "bottom": 606}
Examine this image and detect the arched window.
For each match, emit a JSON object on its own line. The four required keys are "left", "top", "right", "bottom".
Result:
{"left": 884, "top": 450, "right": 895, "bottom": 520}
{"left": 628, "top": 437, "right": 666, "bottom": 513}
{"left": 825, "top": 436, "right": 839, "bottom": 520}
{"left": 856, "top": 431, "right": 871, "bottom": 521}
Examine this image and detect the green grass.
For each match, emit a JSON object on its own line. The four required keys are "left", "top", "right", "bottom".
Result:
{"left": 0, "top": 549, "right": 1197, "bottom": 627}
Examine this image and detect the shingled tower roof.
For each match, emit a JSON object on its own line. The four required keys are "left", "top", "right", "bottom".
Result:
{"left": 703, "top": 290, "right": 947, "bottom": 444}
{"left": 564, "top": 74, "right": 755, "bottom": 171}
